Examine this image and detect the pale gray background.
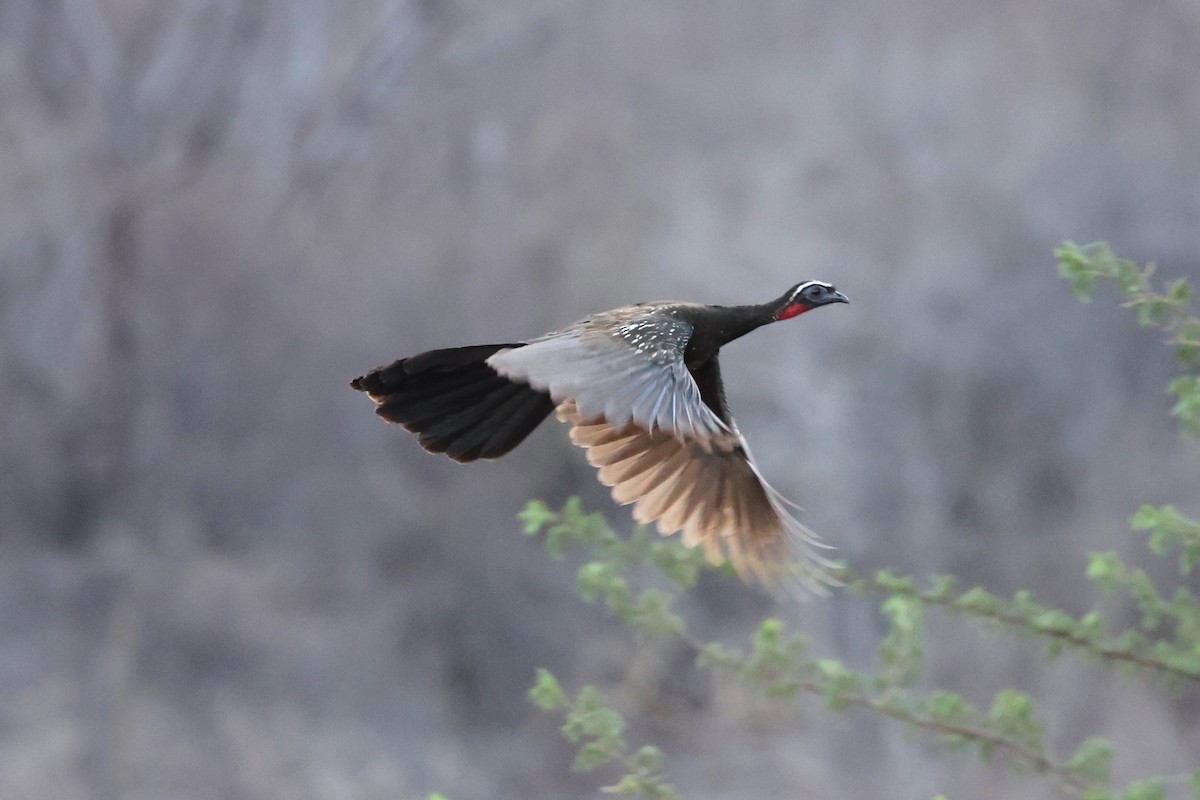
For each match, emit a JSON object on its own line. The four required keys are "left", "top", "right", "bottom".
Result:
{"left": 2, "top": 0, "right": 1199, "bottom": 798}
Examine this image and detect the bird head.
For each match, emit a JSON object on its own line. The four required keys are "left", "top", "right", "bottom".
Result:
{"left": 774, "top": 280, "right": 849, "bottom": 321}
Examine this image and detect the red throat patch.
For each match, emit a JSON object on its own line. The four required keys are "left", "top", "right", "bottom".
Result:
{"left": 777, "top": 302, "right": 809, "bottom": 321}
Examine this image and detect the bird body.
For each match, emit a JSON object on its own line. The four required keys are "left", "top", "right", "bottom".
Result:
{"left": 351, "top": 281, "right": 848, "bottom": 587}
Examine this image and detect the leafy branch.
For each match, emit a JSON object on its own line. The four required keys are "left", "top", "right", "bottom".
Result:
{"left": 521, "top": 497, "right": 1199, "bottom": 799}
{"left": 1131, "top": 504, "right": 1200, "bottom": 577}
{"left": 695, "top": 619, "right": 1101, "bottom": 795}
{"left": 503, "top": 243, "right": 1200, "bottom": 800}
{"left": 1057, "top": 241, "right": 1200, "bottom": 435}
{"left": 840, "top": 567, "right": 1200, "bottom": 687}
{"left": 528, "top": 669, "right": 678, "bottom": 799}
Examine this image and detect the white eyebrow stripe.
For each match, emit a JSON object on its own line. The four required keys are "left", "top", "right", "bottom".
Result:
{"left": 789, "top": 280, "right": 834, "bottom": 301}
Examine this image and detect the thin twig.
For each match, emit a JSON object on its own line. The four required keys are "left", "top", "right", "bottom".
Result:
{"left": 676, "top": 631, "right": 1095, "bottom": 796}
{"left": 851, "top": 573, "right": 1200, "bottom": 687}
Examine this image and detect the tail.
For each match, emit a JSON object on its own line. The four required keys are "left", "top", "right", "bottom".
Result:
{"left": 350, "top": 344, "right": 555, "bottom": 462}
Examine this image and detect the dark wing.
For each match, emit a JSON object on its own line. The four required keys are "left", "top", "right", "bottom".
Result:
{"left": 486, "top": 308, "right": 728, "bottom": 442}
{"left": 557, "top": 401, "right": 835, "bottom": 589}
{"left": 351, "top": 344, "right": 555, "bottom": 462}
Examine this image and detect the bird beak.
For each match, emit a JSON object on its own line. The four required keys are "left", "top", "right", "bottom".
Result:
{"left": 829, "top": 290, "right": 849, "bottom": 305}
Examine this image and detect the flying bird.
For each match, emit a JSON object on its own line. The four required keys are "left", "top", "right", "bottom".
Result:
{"left": 351, "top": 280, "right": 848, "bottom": 588}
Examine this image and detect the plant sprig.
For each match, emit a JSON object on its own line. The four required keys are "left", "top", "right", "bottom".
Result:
{"left": 1056, "top": 241, "right": 1200, "bottom": 434}
{"left": 507, "top": 243, "right": 1200, "bottom": 800}
{"left": 521, "top": 498, "right": 1183, "bottom": 798}
{"left": 529, "top": 668, "right": 678, "bottom": 799}
{"left": 841, "top": 567, "right": 1200, "bottom": 687}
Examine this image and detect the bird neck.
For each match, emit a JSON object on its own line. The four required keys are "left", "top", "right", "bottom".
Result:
{"left": 715, "top": 303, "right": 780, "bottom": 344}
{"left": 681, "top": 302, "right": 779, "bottom": 367}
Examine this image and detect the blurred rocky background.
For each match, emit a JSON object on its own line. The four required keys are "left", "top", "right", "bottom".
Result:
{"left": 2, "top": 0, "right": 1198, "bottom": 797}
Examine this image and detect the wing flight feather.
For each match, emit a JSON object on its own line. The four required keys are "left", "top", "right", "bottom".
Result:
{"left": 557, "top": 402, "right": 837, "bottom": 591}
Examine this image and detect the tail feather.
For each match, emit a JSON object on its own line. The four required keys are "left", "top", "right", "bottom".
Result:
{"left": 420, "top": 382, "right": 526, "bottom": 443}
{"left": 351, "top": 344, "right": 554, "bottom": 462}
{"left": 433, "top": 383, "right": 543, "bottom": 462}
{"left": 478, "top": 390, "right": 560, "bottom": 459}
{"left": 353, "top": 360, "right": 493, "bottom": 405}
{"left": 380, "top": 371, "right": 503, "bottom": 426}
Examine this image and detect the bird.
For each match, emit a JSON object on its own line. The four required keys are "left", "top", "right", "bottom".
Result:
{"left": 351, "top": 280, "right": 848, "bottom": 588}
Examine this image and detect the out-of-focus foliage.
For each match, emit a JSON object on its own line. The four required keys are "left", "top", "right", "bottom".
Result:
{"left": 521, "top": 493, "right": 1199, "bottom": 798}
{"left": 529, "top": 669, "right": 677, "bottom": 799}
{"left": 516, "top": 246, "right": 1200, "bottom": 799}
{"left": 1057, "top": 242, "right": 1200, "bottom": 435}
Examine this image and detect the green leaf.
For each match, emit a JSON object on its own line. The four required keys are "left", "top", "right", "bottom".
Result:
{"left": 1176, "top": 320, "right": 1200, "bottom": 370}
{"left": 1120, "top": 778, "right": 1166, "bottom": 800}
{"left": 572, "top": 740, "right": 616, "bottom": 772}
{"left": 1133, "top": 294, "right": 1173, "bottom": 327}
{"left": 648, "top": 537, "right": 704, "bottom": 588}
{"left": 576, "top": 562, "right": 614, "bottom": 603}
{"left": 1086, "top": 552, "right": 1125, "bottom": 593}
{"left": 1012, "top": 589, "right": 1042, "bottom": 616}
{"left": 1077, "top": 611, "right": 1105, "bottom": 643}
{"left": 955, "top": 586, "right": 1001, "bottom": 613}
{"left": 1168, "top": 376, "right": 1200, "bottom": 436}
{"left": 1131, "top": 505, "right": 1166, "bottom": 534}
{"left": 921, "top": 690, "right": 977, "bottom": 751}
{"left": 875, "top": 569, "right": 918, "bottom": 594}
{"left": 1169, "top": 277, "right": 1192, "bottom": 304}
{"left": 882, "top": 595, "right": 922, "bottom": 632}
{"left": 1127, "top": 570, "right": 1163, "bottom": 629}
{"left": 519, "top": 500, "right": 556, "bottom": 534}
{"left": 927, "top": 574, "right": 958, "bottom": 600}
{"left": 630, "top": 589, "right": 685, "bottom": 638}
{"left": 878, "top": 595, "right": 925, "bottom": 685}
{"left": 1132, "top": 503, "right": 1200, "bottom": 574}
{"left": 697, "top": 642, "right": 743, "bottom": 670}
{"left": 559, "top": 686, "right": 628, "bottom": 773}
{"left": 987, "top": 689, "right": 1043, "bottom": 749}
{"left": 1032, "top": 609, "right": 1075, "bottom": 634}
{"left": 561, "top": 495, "right": 584, "bottom": 523}
{"left": 815, "top": 659, "right": 863, "bottom": 710}
{"left": 1056, "top": 241, "right": 1099, "bottom": 300}
{"left": 575, "top": 562, "right": 633, "bottom": 619}
{"left": 750, "top": 618, "right": 786, "bottom": 668}
{"left": 1058, "top": 243, "right": 1200, "bottom": 436}
{"left": 756, "top": 618, "right": 782, "bottom": 641}
{"left": 607, "top": 773, "right": 678, "bottom": 799}
{"left": 1067, "top": 737, "right": 1114, "bottom": 784}
{"left": 925, "top": 690, "right": 971, "bottom": 724}
{"left": 630, "top": 745, "right": 666, "bottom": 773}
{"left": 528, "top": 668, "right": 569, "bottom": 711}
{"left": 607, "top": 774, "right": 643, "bottom": 795}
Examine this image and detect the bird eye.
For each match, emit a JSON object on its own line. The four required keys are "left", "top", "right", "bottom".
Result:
{"left": 805, "top": 285, "right": 825, "bottom": 300}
